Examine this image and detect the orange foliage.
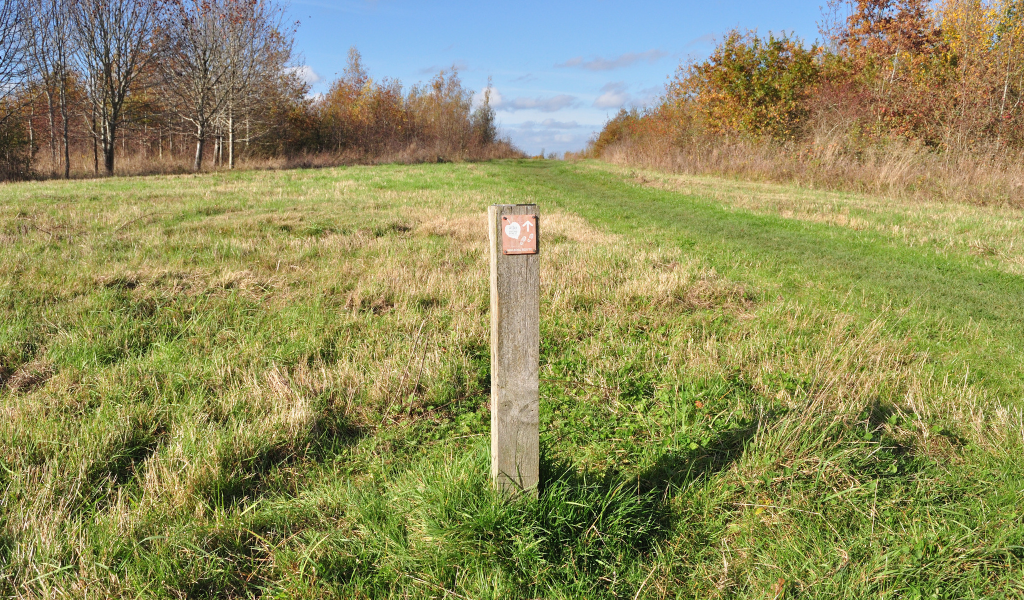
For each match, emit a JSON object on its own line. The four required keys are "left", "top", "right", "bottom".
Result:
{"left": 590, "top": 0, "right": 1024, "bottom": 162}
{"left": 294, "top": 47, "right": 508, "bottom": 160}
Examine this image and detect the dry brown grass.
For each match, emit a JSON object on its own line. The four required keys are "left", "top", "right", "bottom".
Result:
{"left": 599, "top": 136, "right": 1024, "bottom": 209}
{"left": 22, "top": 139, "right": 524, "bottom": 182}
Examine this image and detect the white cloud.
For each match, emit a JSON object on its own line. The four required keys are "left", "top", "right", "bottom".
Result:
{"left": 514, "top": 119, "right": 582, "bottom": 130}
{"left": 556, "top": 49, "right": 668, "bottom": 71}
{"left": 500, "top": 94, "right": 579, "bottom": 112}
{"left": 285, "top": 65, "right": 322, "bottom": 87}
{"left": 472, "top": 86, "right": 503, "bottom": 110}
{"left": 593, "top": 82, "right": 631, "bottom": 109}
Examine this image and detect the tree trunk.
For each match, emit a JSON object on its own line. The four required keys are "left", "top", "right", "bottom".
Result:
{"left": 28, "top": 104, "right": 34, "bottom": 157}
{"left": 102, "top": 118, "right": 116, "bottom": 175}
{"left": 228, "top": 105, "right": 235, "bottom": 169}
{"left": 45, "top": 91, "right": 56, "bottom": 174}
{"left": 193, "top": 124, "right": 206, "bottom": 172}
{"left": 1000, "top": 53, "right": 1011, "bottom": 117}
{"left": 91, "top": 106, "right": 99, "bottom": 174}
{"left": 60, "top": 83, "right": 70, "bottom": 179}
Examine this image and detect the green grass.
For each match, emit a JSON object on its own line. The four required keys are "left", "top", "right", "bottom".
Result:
{"left": 1, "top": 160, "right": 1022, "bottom": 598}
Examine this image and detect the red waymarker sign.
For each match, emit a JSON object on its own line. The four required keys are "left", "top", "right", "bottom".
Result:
{"left": 501, "top": 215, "right": 538, "bottom": 255}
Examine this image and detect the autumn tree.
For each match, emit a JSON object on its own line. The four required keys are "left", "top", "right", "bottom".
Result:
{"left": 670, "top": 30, "right": 820, "bottom": 140}
{"left": 406, "top": 67, "right": 473, "bottom": 152}
{"left": 472, "top": 78, "right": 498, "bottom": 145}
{"left": 939, "top": 0, "right": 1024, "bottom": 147}
{"left": 839, "top": 0, "right": 944, "bottom": 56}
{"left": 316, "top": 47, "right": 409, "bottom": 153}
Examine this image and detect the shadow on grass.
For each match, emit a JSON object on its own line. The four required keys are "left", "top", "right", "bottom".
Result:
{"left": 209, "top": 411, "right": 365, "bottom": 509}
{"left": 0, "top": 523, "right": 10, "bottom": 580}
{"left": 143, "top": 416, "right": 767, "bottom": 598}
{"left": 146, "top": 415, "right": 368, "bottom": 597}
{"left": 637, "top": 416, "right": 764, "bottom": 496}
{"left": 500, "top": 417, "right": 765, "bottom": 595}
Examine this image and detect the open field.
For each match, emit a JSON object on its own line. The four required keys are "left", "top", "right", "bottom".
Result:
{"left": 1, "top": 160, "right": 1023, "bottom": 598}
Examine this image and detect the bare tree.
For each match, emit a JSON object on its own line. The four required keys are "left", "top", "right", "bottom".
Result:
{"left": 160, "top": 0, "right": 237, "bottom": 171}
{"left": 0, "top": 0, "right": 26, "bottom": 126}
{"left": 72, "top": 0, "right": 159, "bottom": 175}
{"left": 160, "top": 0, "right": 294, "bottom": 171}
{"left": 24, "top": 0, "right": 75, "bottom": 178}
{"left": 221, "top": 0, "right": 294, "bottom": 169}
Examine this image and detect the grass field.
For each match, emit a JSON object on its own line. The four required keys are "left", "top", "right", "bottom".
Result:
{"left": 1, "top": 160, "right": 1022, "bottom": 598}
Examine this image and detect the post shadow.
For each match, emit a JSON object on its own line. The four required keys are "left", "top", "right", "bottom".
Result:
{"left": 528, "top": 411, "right": 772, "bottom": 568}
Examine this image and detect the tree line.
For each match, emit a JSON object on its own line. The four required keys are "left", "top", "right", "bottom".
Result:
{"left": 587, "top": 0, "right": 1024, "bottom": 203}
{"left": 0, "top": 0, "right": 511, "bottom": 181}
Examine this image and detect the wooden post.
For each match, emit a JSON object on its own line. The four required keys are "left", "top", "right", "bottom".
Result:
{"left": 489, "top": 204, "right": 540, "bottom": 494}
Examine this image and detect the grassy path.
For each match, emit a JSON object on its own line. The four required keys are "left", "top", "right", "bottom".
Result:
{"left": 511, "top": 160, "right": 1024, "bottom": 399}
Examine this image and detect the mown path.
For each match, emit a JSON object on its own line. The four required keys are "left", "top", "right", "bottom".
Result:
{"left": 509, "top": 160, "right": 1024, "bottom": 400}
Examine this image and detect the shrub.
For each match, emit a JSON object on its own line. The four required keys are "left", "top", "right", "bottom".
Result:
{"left": 673, "top": 30, "right": 820, "bottom": 141}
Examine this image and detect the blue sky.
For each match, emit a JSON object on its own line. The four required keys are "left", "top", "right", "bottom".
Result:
{"left": 288, "top": 0, "right": 829, "bottom": 155}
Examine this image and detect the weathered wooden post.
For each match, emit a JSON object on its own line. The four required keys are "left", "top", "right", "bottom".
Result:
{"left": 488, "top": 204, "right": 540, "bottom": 494}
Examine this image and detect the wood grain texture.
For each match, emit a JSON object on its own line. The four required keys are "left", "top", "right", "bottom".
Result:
{"left": 489, "top": 204, "right": 540, "bottom": 494}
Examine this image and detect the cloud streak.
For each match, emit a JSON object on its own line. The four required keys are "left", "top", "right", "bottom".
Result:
{"left": 514, "top": 119, "right": 583, "bottom": 130}
{"left": 501, "top": 94, "right": 579, "bottom": 112}
{"left": 417, "top": 60, "right": 468, "bottom": 75}
{"left": 557, "top": 49, "right": 668, "bottom": 71}
{"left": 686, "top": 33, "right": 717, "bottom": 47}
{"left": 473, "top": 87, "right": 579, "bottom": 113}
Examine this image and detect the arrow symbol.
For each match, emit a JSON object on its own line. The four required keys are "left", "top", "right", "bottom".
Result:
{"left": 523, "top": 220, "right": 534, "bottom": 231}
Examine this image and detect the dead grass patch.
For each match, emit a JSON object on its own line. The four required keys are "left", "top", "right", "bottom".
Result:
{"left": 5, "top": 359, "right": 54, "bottom": 394}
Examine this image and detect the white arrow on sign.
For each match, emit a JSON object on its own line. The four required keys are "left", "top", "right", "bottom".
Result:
{"left": 523, "top": 220, "right": 533, "bottom": 231}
